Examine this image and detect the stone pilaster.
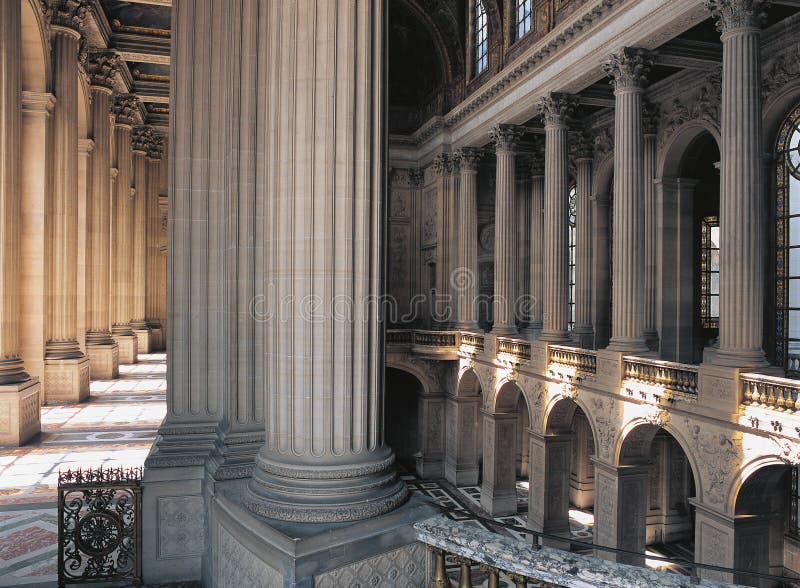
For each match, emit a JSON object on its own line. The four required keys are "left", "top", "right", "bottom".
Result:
{"left": 85, "top": 51, "right": 120, "bottom": 379}
{"left": 480, "top": 411, "right": 518, "bottom": 516}
{"left": 44, "top": 0, "right": 90, "bottom": 403}
{"left": 642, "top": 100, "right": 659, "bottom": 350}
{"left": 433, "top": 153, "right": 455, "bottom": 326}
{"left": 593, "top": 460, "right": 649, "bottom": 565}
{"left": 453, "top": 148, "right": 482, "bottom": 331}
{"left": 572, "top": 132, "right": 594, "bottom": 348}
{"left": 0, "top": 0, "right": 41, "bottom": 444}
{"left": 603, "top": 47, "right": 652, "bottom": 353}
{"left": 490, "top": 124, "right": 523, "bottom": 337}
{"left": 444, "top": 395, "right": 481, "bottom": 486}
{"left": 111, "top": 95, "right": 139, "bottom": 364}
{"left": 131, "top": 126, "right": 152, "bottom": 353}
{"left": 706, "top": 0, "right": 768, "bottom": 367}
{"left": 523, "top": 154, "right": 545, "bottom": 339}
{"left": 538, "top": 93, "right": 577, "bottom": 342}
{"left": 527, "top": 433, "right": 572, "bottom": 541}
{"left": 145, "top": 137, "right": 164, "bottom": 350}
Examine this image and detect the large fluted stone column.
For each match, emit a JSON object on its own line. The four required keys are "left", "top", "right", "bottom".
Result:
{"left": 642, "top": 101, "right": 659, "bottom": 350}
{"left": 538, "top": 94, "right": 576, "bottom": 342}
{"left": 244, "top": 0, "right": 407, "bottom": 524}
{"left": 0, "top": 0, "right": 41, "bottom": 445}
{"left": 453, "top": 148, "right": 482, "bottom": 331}
{"left": 145, "top": 137, "right": 164, "bottom": 350}
{"left": 572, "top": 132, "right": 594, "bottom": 348}
{"left": 433, "top": 153, "right": 455, "bottom": 326}
{"left": 603, "top": 48, "right": 652, "bottom": 354}
{"left": 44, "top": 0, "right": 91, "bottom": 403}
{"left": 85, "top": 52, "right": 120, "bottom": 379}
{"left": 131, "top": 126, "right": 151, "bottom": 353}
{"left": 111, "top": 95, "right": 138, "bottom": 364}
{"left": 525, "top": 154, "right": 545, "bottom": 338}
{"left": 490, "top": 124, "right": 523, "bottom": 337}
{"left": 706, "top": 0, "right": 768, "bottom": 367}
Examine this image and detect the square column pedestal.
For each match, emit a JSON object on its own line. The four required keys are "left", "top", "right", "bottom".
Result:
{"left": 148, "top": 327, "right": 163, "bottom": 351}
{"left": 86, "top": 343, "right": 119, "bottom": 380}
{"left": 43, "top": 356, "right": 90, "bottom": 404}
{"left": 0, "top": 378, "right": 41, "bottom": 446}
{"left": 134, "top": 328, "right": 152, "bottom": 355}
{"left": 113, "top": 334, "right": 138, "bottom": 364}
{"left": 142, "top": 472, "right": 439, "bottom": 587}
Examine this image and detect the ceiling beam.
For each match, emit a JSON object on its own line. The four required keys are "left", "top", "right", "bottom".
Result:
{"left": 654, "top": 39, "right": 722, "bottom": 69}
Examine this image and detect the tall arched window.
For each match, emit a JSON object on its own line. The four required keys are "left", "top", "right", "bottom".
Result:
{"left": 516, "top": 0, "right": 533, "bottom": 41}
{"left": 776, "top": 104, "right": 800, "bottom": 372}
{"left": 568, "top": 184, "right": 577, "bottom": 331}
{"left": 474, "top": 0, "right": 488, "bottom": 75}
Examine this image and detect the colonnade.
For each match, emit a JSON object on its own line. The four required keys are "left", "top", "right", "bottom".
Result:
{"left": 0, "top": 0, "right": 167, "bottom": 446}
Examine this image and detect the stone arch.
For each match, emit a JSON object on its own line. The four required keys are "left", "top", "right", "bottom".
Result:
{"left": 544, "top": 394, "right": 598, "bottom": 443}
{"left": 592, "top": 152, "right": 614, "bottom": 200}
{"left": 455, "top": 366, "right": 482, "bottom": 398}
{"left": 494, "top": 379, "right": 528, "bottom": 419}
{"left": 385, "top": 356, "right": 434, "bottom": 397}
{"left": 658, "top": 120, "right": 721, "bottom": 180}
{"left": 21, "top": 0, "right": 49, "bottom": 93}
{"left": 726, "top": 454, "right": 792, "bottom": 515}
{"left": 763, "top": 79, "right": 800, "bottom": 151}
{"left": 384, "top": 366, "right": 425, "bottom": 471}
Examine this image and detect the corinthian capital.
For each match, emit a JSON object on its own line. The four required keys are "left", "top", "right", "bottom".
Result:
{"left": 642, "top": 99, "right": 660, "bottom": 135}
{"left": 704, "top": 0, "right": 767, "bottom": 33}
{"left": 489, "top": 124, "right": 523, "bottom": 153}
{"left": 454, "top": 147, "right": 483, "bottom": 173}
{"left": 113, "top": 94, "right": 140, "bottom": 126}
{"left": 603, "top": 47, "right": 654, "bottom": 90}
{"left": 148, "top": 134, "right": 164, "bottom": 160}
{"left": 49, "top": 0, "right": 90, "bottom": 31}
{"left": 571, "top": 130, "right": 595, "bottom": 161}
{"left": 433, "top": 153, "right": 453, "bottom": 176}
{"left": 132, "top": 126, "right": 154, "bottom": 154}
{"left": 536, "top": 93, "right": 578, "bottom": 127}
{"left": 87, "top": 51, "right": 121, "bottom": 89}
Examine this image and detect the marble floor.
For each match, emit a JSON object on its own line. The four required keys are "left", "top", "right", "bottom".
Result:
{"left": 0, "top": 353, "right": 166, "bottom": 587}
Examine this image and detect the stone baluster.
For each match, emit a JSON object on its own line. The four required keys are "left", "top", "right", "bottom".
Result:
{"left": 131, "top": 126, "right": 151, "bottom": 353}
{"left": 490, "top": 124, "right": 523, "bottom": 337}
{"left": 572, "top": 131, "right": 594, "bottom": 348}
{"left": 145, "top": 136, "right": 164, "bottom": 350}
{"left": 111, "top": 95, "right": 139, "bottom": 364}
{"left": 453, "top": 148, "right": 482, "bottom": 331}
{"left": 85, "top": 51, "right": 120, "bottom": 379}
{"left": 44, "top": 0, "right": 91, "bottom": 403}
{"left": 0, "top": 0, "right": 41, "bottom": 445}
{"left": 603, "top": 47, "right": 653, "bottom": 353}
{"left": 538, "top": 94, "right": 577, "bottom": 342}
{"left": 706, "top": 0, "right": 768, "bottom": 367}
{"left": 642, "top": 100, "right": 659, "bottom": 350}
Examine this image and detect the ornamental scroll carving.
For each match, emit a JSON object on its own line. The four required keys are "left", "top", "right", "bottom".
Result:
{"left": 658, "top": 71, "right": 722, "bottom": 146}
{"left": 686, "top": 418, "right": 741, "bottom": 506}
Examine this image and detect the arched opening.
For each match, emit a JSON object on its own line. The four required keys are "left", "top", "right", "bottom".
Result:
{"left": 607, "top": 424, "right": 697, "bottom": 568}
{"left": 384, "top": 367, "right": 423, "bottom": 471}
{"left": 479, "top": 381, "right": 529, "bottom": 517}
{"left": 732, "top": 465, "right": 792, "bottom": 586}
{"left": 658, "top": 127, "right": 721, "bottom": 363}
{"left": 445, "top": 369, "right": 484, "bottom": 487}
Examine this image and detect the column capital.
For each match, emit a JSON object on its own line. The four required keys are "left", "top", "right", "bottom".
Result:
{"left": 704, "top": 0, "right": 767, "bottom": 33}
{"left": 48, "top": 0, "right": 90, "bottom": 33}
{"left": 21, "top": 91, "right": 56, "bottom": 116}
{"left": 642, "top": 99, "right": 660, "bottom": 136}
{"left": 87, "top": 51, "right": 121, "bottom": 90}
{"left": 432, "top": 153, "right": 453, "bottom": 176}
{"left": 489, "top": 123, "right": 524, "bottom": 153}
{"left": 603, "top": 47, "right": 654, "bottom": 91}
{"left": 536, "top": 93, "right": 578, "bottom": 128}
{"left": 147, "top": 134, "right": 164, "bottom": 160}
{"left": 408, "top": 167, "right": 425, "bottom": 187}
{"left": 132, "top": 125, "right": 154, "bottom": 154}
{"left": 570, "top": 130, "right": 594, "bottom": 161}
{"left": 454, "top": 147, "right": 483, "bottom": 172}
{"left": 113, "top": 94, "right": 140, "bottom": 126}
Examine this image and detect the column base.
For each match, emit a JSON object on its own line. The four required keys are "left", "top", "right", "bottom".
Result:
{"left": 86, "top": 342, "right": 119, "bottom": 380}
{"left": 480, "top": 488, "right": 517, "bottom": 517}
{"left": 113, "top": 333, "right": 139, "bottom": 364}
{"left": 444, "top": 459, "right": 480, "bottom": 487}
{"left": 539, "top": 329, "right": 571, "bottom": 344}
{"left": 43, "top": 356, "right": 90, "bottom": 404}
{"left": 606, "top": 336, "right": 649, "bottom": 354}
{"left": 571, "top": 327, "right": 594, "bottom": 349}
{"left": 0, "top": 378, "right": 41, "bottom": 446}
{"left": 148, "top": 327, "right": 164, "bottom": 351}
{"left": 134, "top": 328, "right": 152, "bottom": 354}
{"left": 492, "top": 324, "right": 519, "bottom": 337}
{"left": 713, "top": 347, "right": 768, "bottom": 369}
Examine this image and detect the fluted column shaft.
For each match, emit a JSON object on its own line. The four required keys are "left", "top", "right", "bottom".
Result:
{"left": 0, "top": 0, "right": 30, "bottom": 383}
{"left": 490, "top": 125, "right": 522, "bottom": 337}
{"left": 604, "top": 48, "right": 651, "bottom": 353}
{"left": 454, "top": 148, "right": 481, "bottom": 330}
{"left": 112, "top": 115, "right": 135, "bottom": 337}
{"left": 539, "top": 95, "right": 574, "bottom": 342}
{"left": 245, "top": 0, "right": 406, "bottom": 523}
{"left": 643, "top": 124, "right": 658, "bottom": 347}
{"left": 574, "top": 154, "right": 594, "bottom": 343}
{"left": 529, "top": 164, "right": 544, "bottom": 334}
{"left": 131, "top": 136, "right": 149, "bottom": 331}
{"left": 708, "top": 0, "right": 767, "bottom": 367}
{"left": 46, "top": 26, "right": 83, "bottom": 359}
{"left": 145, "top": 152, "right": 162, "bottom": 331}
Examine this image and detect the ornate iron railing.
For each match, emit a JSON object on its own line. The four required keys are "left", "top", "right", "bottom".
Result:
{"left": 741, "top": 373, "right": 800, "bottom": 412}
{"left": 623, "top": 357, "right": 699, "bottom": 396}
{"left": 496, "top": 337, "right": 531, "bottom": 361}
{"left": 58, "top": 466, "right": 142, "bottom": 587}
{"left": 548, "top": 345, "right": 597, "bottom": 374}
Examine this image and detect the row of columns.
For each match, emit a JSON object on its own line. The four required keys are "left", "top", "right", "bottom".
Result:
{"left": 447, "top": 0, "right": 767, "bottom": 367}
{"left": 0, "top": 2, "right": 166, "bottom": 445}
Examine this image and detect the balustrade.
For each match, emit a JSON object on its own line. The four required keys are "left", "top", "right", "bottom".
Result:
{"left": 496, "top": 337, "right": 531, "bottom": 361}
{"left": 742, "top": 373, "right": 800, "bottom": 412}
{"left": 623, "top": 357, "right": 698, "bottom": 396}
{"left": 548, "top": 345, "right": 597, "bottom": 374}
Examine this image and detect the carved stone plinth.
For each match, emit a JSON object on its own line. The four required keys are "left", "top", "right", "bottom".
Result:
{"left": 113, "top": 333, "right": 138, "bottom": 364}
{"left": 134, "top": 328, "right": 151, "bottom": 355}
{"left": 595, "top": 349, "right": 625, "bottom": 390}
{"left": 481, "top": 412, "right": 519, "bottom": 516}
{"left": 0, "top": 378, "right": 41, "bottom": 446}
{"left": 148, "top": 327, "right": 163, "bottom": 351}
{"left": 444, "top": 396, "right": 481, "bottom": 487}
{"left": 43, "top": 356, "right": 89, "bottom": 404}
{"left": 697, "top": 363, "right": 740, "bottom": 419}
{"left": 86, "top": 342, "right": 119, "bottom": 380}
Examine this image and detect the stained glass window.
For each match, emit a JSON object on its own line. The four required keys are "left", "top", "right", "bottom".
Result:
{"left": 517, "top": 0, "right": 533, "bottom": 40}
{"left": 776, "top": 104, "right": 800, "bottom": 373}
{"left": 474, "top": 0, "right": 488, "bottom": 75}
{"left": 701, "top": 216, "right": 720, "bottom": 329}
{"left": 568, "top": 185, "right": 577, "bottom": 331}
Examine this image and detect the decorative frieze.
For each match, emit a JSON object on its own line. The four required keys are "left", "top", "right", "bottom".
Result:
{"left": 658, "top": 71, "right": 722, "bottom": 145}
